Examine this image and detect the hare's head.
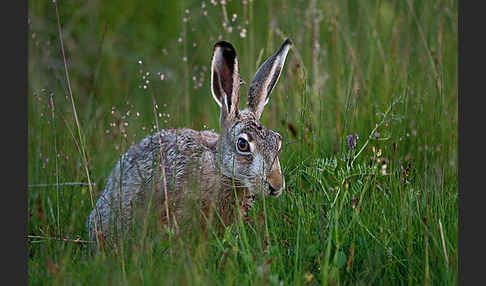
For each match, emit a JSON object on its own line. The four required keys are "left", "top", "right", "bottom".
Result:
{"left": 210, "top": 39, "right": 292, "bottom": 197}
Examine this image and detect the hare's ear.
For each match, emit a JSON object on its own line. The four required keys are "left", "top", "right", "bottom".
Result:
{"left": 247, "top": 39, "right": 292, "bottom": 119}
{"left": 211, "top": 41, "right": 240, "bottom": 122}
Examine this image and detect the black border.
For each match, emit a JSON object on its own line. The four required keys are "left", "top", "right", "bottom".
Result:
{"left": 3, "top": 0, "right": 28, "bottom": 284}
{"left": 459, "top": 0, "right": 482, "bottom": 285}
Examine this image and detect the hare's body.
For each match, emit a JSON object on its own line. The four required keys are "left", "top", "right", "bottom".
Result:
{"left": 89, "top": 129, "right": 211, "bottom": 241}
{"left": 88, "top": 39, "right": 292, "bottom": 245}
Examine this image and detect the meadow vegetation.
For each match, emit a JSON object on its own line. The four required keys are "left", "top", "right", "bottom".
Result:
{"left": 28, "top": 0, "right": 457, "bottom": 284}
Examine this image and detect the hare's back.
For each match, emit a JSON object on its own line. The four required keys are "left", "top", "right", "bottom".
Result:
{"left": 87, "top": 128, "right": 220, "bottom": 242}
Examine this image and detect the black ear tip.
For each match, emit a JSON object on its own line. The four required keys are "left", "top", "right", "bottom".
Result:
{"left": 214, "top": 41, "right": 236, "bottom": 52}
{"left": 274, "top": 39, "right": 292, "bottom": 55}
{"left": 276, "top": 39, "right": 292, "bottom": 54}
{"left": 283, "top": 38, "right": 292, "bottom": 46}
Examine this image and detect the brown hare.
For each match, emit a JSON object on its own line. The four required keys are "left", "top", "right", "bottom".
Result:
{"left": 87, "top": 39, "right": 292, "bottom": 245}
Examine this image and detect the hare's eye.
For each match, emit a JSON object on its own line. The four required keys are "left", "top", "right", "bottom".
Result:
{"left": 237, "top": 138, "right": 250, "bottom": 153}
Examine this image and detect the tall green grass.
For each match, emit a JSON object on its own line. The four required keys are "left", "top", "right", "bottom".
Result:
{"left": 28, "top": 0, "right": 457, "bottom": 285}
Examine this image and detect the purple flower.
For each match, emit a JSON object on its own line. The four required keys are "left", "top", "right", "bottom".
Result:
{"left": 347, "top": 135, "right": 359, "bottom": 150}
{"left": 374, "top": 132, "right": 380, "bottom": 139}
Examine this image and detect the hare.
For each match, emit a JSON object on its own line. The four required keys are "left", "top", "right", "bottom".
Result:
{"left": 87, "top": 39, "right": 292, "bottom": 245}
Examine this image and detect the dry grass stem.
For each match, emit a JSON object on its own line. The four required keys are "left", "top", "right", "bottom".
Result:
{"left": 438, "top": 219, "right": 449, "bottom": 266}
{"left": 53, "top": 1, "right": 101, "bottom": 247}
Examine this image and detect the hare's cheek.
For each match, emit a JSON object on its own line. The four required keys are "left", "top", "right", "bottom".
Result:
{"left": 246, "top": 153, "right": 263, "bottom": 176}
{"left": 232, "top": 154, "right": 253, "bottom": 177}
{"left": 235, "top": 154, "right": 253, "bottom": 166}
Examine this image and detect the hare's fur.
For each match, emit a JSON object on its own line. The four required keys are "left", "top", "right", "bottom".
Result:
{"left": 88, "top": 39, "right": 292, "bottom": 244}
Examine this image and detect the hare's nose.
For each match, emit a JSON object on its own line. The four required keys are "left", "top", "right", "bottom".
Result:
{"left": 267, "top": 157, "right": 285, "bottom": 197}
{"left": 268, "top": 177, "right": 285, "bottom": 197}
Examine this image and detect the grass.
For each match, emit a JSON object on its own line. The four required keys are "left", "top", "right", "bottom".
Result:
{"left": 28, "top": 0, "right": 457, "bottom": 285}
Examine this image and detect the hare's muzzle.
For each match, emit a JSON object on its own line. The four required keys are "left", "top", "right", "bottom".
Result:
{"left": 267, "top": 158, "right": 285, "bottom": 197}
{"left": 268, "top": 176, "right": 285, "bottom": 197}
